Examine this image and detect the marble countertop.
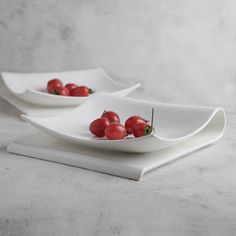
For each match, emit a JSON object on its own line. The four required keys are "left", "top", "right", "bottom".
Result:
{"left": 0, "top": 96, "right": 235, "bottom": 236}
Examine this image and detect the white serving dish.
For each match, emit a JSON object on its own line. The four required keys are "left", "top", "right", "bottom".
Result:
{"left": 6, "top": 129, "right": 224, "bottom": 180}
{"left": 21, "top": 93, "right": 226, "bottom": 153}
{"left": 1, "top": 68, "right": 140, "bottom": 106}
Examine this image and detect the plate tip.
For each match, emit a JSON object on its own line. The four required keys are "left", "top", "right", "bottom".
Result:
{"left": 21, "top": 114, "right": 29, "bottom": 121}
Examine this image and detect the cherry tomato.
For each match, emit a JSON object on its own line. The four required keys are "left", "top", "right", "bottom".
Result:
{"left": 65, "top": 83, "right": 77, "bottom": 94}
{"left": 133, "top": 122, "right": 153, "bottom": 137}
{"left": 70, "top": 86, "right": 89, "bottom": 97}
{"left": 89, "top": 117, "right": 110, "bottom": 137}
{"left": 101, "top": 111, "right": 120, "bottom": 123}
{"left": 105, "top": 123, "right": 126, "bottom": 140}
{"left": 53, "top": 86, "right": 70, "bottom": 96}
{"left": 125, "top": 116, "right": 148, "bottom": 134}
{"left": 47, "top": 79, "right": 63, "bottom": 94}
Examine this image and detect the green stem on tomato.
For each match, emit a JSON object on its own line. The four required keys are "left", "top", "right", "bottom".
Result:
{"left": 89, "top": 88, "right": 95, "bottom": 94}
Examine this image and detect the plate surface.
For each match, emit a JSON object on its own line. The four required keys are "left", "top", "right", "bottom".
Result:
{"left": 1, "top": 68, "right": 140, "bottom": 106}
{"left": 21, "top": 93, "right": 226, "bottom": 153}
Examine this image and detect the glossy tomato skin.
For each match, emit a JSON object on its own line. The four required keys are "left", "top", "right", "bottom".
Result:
{"left": 47, "top": 79, "right": 63, "bottom": 94}
{"left": 105, "top": 123, "right": 126, "bottom": 140}
{"left": 65, "top": 83, "right": 77, "bottom": 94}
{"left": 89, "top": 117, "right": 110, "bottom": 137}
{"left": 101, "top": 111, "right": 120, "bottom": 123}
{"left": 133, "top": 122, "right": 153, "bottom": 138}
{"left": 70, "top": 86, "right": 89, "bottom": 97}
{"left": 125, "top": 116, "right": 147, "bottom": 134}
{"left": 53, "top": 86, "right": 70, "bottom": 96}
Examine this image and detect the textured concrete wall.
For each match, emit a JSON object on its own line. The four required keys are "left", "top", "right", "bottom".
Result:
{"left": 0, "top": 0, "right": 235, "bottom": 111}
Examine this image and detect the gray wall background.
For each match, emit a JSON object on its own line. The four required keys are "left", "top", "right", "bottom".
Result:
{"left": 0, "top": 0, "right": 235, "bottom": 111}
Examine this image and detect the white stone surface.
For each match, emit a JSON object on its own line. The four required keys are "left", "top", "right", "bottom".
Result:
{"left": 0, "top": 96, "right": 235, "bottom": 235}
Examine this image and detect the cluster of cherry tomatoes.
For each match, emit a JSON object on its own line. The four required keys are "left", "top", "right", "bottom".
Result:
{"left": 89, "top": 111, "right": 153, "bottom": 140}
{"left": 47, "top": 79, "right": 94, "bottom": 97}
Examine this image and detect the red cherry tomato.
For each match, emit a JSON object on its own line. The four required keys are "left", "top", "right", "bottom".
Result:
{"left": 47, "top": 79, "right": 63, "bottom": 94}
{"left": 101, "top": 111, "right": 120, "bottom": 123}
{"left": 105, "top": 123, "right": 126, "bottom": 140}
{"left": 89, "top": 117, "right": 110, "bottom": 137}
{"left": 133, "top": 122, "right": 153, "bottom": 137}
{"left": 65, "top": 83, "right": 77, "bottom": 94}
{"left": 53, "top": 86, "right": 70, "bottom": 96}
{"left": 70, "top": 86, "right": 89, "bottom": 97}
{"left": 125, "top": 116, "right": 148, "bottom": 134}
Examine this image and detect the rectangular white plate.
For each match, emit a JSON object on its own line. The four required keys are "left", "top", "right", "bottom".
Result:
{"left": 1, "top": 68, "right": 140, "bottom": 106}
{"left": 21, "top": 93, "right": 226, "bottom": 153}
{"left": 0, "top": 79, "right": 73, "bottom": 117}
{"left": 7, "top": 130, "right": 220, "bottom": 180}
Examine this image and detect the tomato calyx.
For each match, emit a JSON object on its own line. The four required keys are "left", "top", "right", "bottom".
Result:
{"left": 88, "top": 88, "right": 95, "bottom": 94}
{"left": 53, "top": 90, "right": 60, "bottom": 95}
{"left": 132, "top": 108, "right": 155, "bottom": 137}
{"left": 133, "top": 122, "right": 153, "bottom": 137}
{"left": 144, "top": 124, "right": 153, "bottom": 135}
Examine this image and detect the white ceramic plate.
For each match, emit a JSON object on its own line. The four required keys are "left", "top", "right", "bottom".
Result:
{"left": 21, "top": 93, "right": 226, "bottom": 153}
{"left": 1, "top": 68, "right": 140, "bottom": 106}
